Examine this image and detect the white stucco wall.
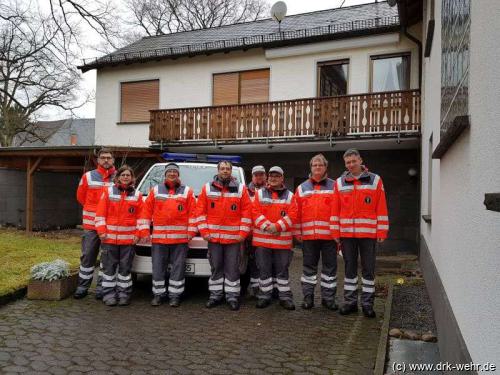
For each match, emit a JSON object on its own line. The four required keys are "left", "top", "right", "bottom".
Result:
{"left": 421, "top": 0, "right": 500, "bottom": 364}
{"left": 94, "top": 32, "right": 420, "bottom": 146}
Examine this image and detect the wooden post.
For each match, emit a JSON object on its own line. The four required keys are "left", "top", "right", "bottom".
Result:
{"left": 26, "top": 157, "right": 43, "bottom": 233}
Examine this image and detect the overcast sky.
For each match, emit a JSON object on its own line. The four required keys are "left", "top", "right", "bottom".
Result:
{"left": 49, "top": 0, "right": 373, "bottom": 120}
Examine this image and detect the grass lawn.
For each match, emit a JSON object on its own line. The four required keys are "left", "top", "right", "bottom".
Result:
{"left": 0, "top": 228, "right": 81, "bottom": 297}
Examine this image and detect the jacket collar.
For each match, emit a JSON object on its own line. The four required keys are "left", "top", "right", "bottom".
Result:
{"left": 97, "top": 165, "right": 115, "bottom": 180}
{"left": 343, "top": 166, "right": 370, "bottom": 182}
{"left": 309, "top": 173, "right": 328, "bottom": 185}
{"left": 212, "top": 175, "right": 238, "bottom": 191}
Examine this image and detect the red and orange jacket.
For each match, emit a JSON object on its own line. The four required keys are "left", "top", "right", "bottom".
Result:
{"left": 138, "top": 182, "right": 197, "bottom": 244}
{"left": 95, "top": 184, "right": 143, "bottom": 245}
{"left": 294, "top": 177, "right": 340, "bottom": 241}
{"left": 195, "top": 177, "right": 252, "bottom": 244}
{"left": 77, "top": 166, "right": 115, "bottom": 230}
{"left": 334, "top": 168, "right": 389, "bottom": 239}
{"left": 252, "top": 186, "right": 298, "bottom": 250}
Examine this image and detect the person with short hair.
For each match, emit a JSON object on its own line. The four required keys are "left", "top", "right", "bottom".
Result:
{"left": 95, "top": 165, "right": 143, "bottom": 306}
{"left": 196, "top": 160, "right": 252, "bottom": 311}
{"left": 252, "top": 166, "right": 298, "bottom": 310}
{"left": 246, "top": 165, "right": 267, "bottom": 296}
{"left": 74, "top": 148, "right": 116, "bottom": 299}
{"left": 139, "top": 162, "right": 197, "bottom": 307}
{"left": 294, "top": 153, "right": 340, "bottom": 310}
{"left": 336, "top": 149, "right": 389, "bottom": 318}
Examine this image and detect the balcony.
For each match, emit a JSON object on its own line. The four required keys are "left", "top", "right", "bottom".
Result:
{"left": 149, "top": 90, "right": 420, "bottom": 145}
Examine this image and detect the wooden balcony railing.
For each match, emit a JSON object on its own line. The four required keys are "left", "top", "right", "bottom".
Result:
{"left": 149, "top": 90, "right": 421, "bottom": 144}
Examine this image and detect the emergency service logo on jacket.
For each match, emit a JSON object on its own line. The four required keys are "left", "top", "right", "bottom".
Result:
{"left": 231, "top": 203, "right": 237, "bottom": 211}
{"left": 365, "top": 196, "right": 371, "bottom": 204}
{"left": 128, "top": 206, "right": 135, "bottom": 214}
{"left": 281, "top": 210, "right": 286, "bottom": 217}
{"left": 178, "top": 204, "right": 184, "bottom": 211}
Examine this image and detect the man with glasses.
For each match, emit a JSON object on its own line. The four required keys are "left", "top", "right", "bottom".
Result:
{"left": 74, "top": 148, "right": 116, "bottom": 299}
{"left": 294, "top": 154, "right": 340, "bottom": 310}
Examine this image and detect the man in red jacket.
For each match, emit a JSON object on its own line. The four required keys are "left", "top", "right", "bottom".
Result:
{"left": 336, "top": 149, "right": 389, "bottom": 318}
{"left": 196, "top": 160, "right": 252, "bottom": 311}
{"left": 294, "top": 154, "right": 340, "bottom": 311}
{"left": 246, "top": 165, "right": 267, "bottom": 296}
{"left": 252, "top": 166, "right": 298, "bottom": 310}
{"left": 139, "top": 163, "right": 197, "bottom": 307}
{"left": 74, "top": 148, "right": 116, "bottom": 299}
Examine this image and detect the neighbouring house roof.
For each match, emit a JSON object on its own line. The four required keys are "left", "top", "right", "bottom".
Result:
{"left": 13, "top": 118, "right": 95, "bottom": 147}
{"left": 78, "top": 1, "right": 399, "bottom": 72}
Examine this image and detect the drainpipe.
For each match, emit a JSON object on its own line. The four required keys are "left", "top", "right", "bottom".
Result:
{"left": 402, "top": 26, "right": 423, "bottom": 89}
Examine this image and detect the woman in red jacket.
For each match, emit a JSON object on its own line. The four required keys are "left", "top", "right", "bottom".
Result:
{"left": 95, "top": 165, "right": 144, "bottom": 307}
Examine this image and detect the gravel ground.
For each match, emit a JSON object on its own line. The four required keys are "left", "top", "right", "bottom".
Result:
{"left": 390, "top": 282, "right": 437, "bottom": 334}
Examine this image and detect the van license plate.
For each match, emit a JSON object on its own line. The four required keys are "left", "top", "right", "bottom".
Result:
{"left": 185, "top": 263, "right": 195, "bottom": 274}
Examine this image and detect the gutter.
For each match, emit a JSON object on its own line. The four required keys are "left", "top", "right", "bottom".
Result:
{"left": 402, "top": 26, "right": 422, "bottom": 88}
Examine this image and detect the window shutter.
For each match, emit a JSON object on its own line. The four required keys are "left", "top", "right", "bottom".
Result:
{"left": 120, "top": 80, "right": 159, "bottom": 123}
{"left": 240, "top": 69, "right": 270, "bottom": 104}
{"left": 213, "top": 73, "right": 239, "bottom": 106}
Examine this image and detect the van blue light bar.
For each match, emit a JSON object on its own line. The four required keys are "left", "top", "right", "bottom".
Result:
{"left": 207, "top": 155, "right": 242, "bottom": 164}
{"left": 161, "top": 152, "right": 198, "bottom": 162}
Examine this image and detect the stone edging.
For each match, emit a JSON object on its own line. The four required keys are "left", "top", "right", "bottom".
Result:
{"left": 0, "top": 287, "right": 27, "bottom": 307}
{"left": 374, "top": 283, "right": 394, "bottom": 375}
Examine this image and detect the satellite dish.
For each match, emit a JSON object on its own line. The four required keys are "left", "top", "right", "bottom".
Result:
{"left": 271, "top": 1, "right": 287, "bottom": 23}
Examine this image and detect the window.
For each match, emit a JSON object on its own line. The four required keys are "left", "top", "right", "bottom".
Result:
{"left": 371, "top": 53, "right": 411, "bottom": 92}
{"left": 213, "top": 69, "right": 269, "bottom": 106}
{"left": 317, "top": 60, "right": 349, "bottom": 97}
{"left": 120, "top": 80, "right": 159, "bottom": 123}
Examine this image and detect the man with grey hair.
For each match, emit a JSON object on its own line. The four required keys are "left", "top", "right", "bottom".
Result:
{"left": 294, "top": 154, "right": 340, "bottom": 310}
{"left": 335, "top": 148, "right": 389, "bottom": 318}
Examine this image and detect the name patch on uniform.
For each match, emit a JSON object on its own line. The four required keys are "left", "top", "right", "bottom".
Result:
{"left": 364, "top": 196, "right": 372, "bottom": 204}
{"left": 178, "top": 204, "right": 184, "bottom": 211}
{"left": 231, "top": 204, "right": 237, "bottom": 211}
{"left": 128, "top": 207, "right": 136, "bottom": 214}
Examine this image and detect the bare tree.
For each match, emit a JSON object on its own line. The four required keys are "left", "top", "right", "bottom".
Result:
{"left": 0, "top": 0, "right": 118, "bottom": 147}
{"left": 125, "top": 0, "right": 269, "bottom": 36}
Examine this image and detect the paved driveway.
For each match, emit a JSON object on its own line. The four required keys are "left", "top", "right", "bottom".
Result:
{"left": 0, "top": 250, "right": 385, "bottom": 374}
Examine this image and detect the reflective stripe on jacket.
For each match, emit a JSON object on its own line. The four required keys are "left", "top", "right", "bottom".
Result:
{"left": 95, "top": 185, "right": 143, "bottom": 245}
{"left": 139, "top": 183, "right": 197, "bottom": 244}
{"left": 195, "top": 179, "right": 252, "bottom": 244}
{"left": 335, "top": 169, "right": 389, "bottom": 239}
{"left": 294, "top": 177, "right": 340, "bottom": 240}
{"left": 76, "top": 166, "right": 115, "bottom": 230}
{"left": 252, "top": 187, "right": 298, "bottom": 250}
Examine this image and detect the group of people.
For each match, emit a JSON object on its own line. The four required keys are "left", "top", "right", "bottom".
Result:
{"left": 74, "top": 148, "right": 388, "bottom": 318}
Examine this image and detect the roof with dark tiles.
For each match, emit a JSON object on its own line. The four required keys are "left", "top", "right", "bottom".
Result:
{"left": 79, "top": 1, "right": 399, "bottom": 72}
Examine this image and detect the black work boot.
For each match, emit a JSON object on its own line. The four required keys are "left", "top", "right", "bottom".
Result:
{"left": 339, "top": 304, "right": 358, "bottom": 315}
{"left": 280, "top": 300, "right": 296, "bottom": 310}
{"left": 104, "top": 297, "right": 117, "bottom": 307}
{"left": 118, "top": 297, "right": 130, "bottom": 306}
{"left": 73, "top": 289, "right": 88, "bottom": 299}
{"left": 322, "top": 299, "right": 338, "bottom": 311}
{"left": 301, "top": 295, "right": 314, "bottom": 309}
{"left": 256, "top": 299, "right": 271, "bottom": 309}
{"left": 362, "top": 306, "right": 376, "bottom": 318}
{"left": 206, "top": 299, "right": 222, "bottom": 308}
{"left": 151, "top": 295, "right": 163, "bottom": 307}
{"left": 228, "top": 300, "right": 240, "bottom": 311}
{"left": 169, "top": 297, "right": 181, "bottom": 308}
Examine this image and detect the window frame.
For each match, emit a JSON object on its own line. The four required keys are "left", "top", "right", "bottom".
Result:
{"left": 369, "top": 52, "right": 411, "bottom": 93}
{"left": 316, "top": 59, "right": 350, "bottom": 97}
{"left": 212, "top": 68, "right": 270, "bottom": 106}
{"left": 118, "top": 79, "right": 160, "bottom": 125}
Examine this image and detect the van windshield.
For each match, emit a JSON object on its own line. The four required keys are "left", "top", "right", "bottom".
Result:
{"left": 138, "top": 164, "right": 242, "bottom": 196}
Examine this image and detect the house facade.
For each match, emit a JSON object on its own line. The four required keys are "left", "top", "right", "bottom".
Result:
{"left": 417, "top": 0, "right": 500, "bottom": 367}
{"left": 81, "top": 1, "right": 423, "bottom": 254}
